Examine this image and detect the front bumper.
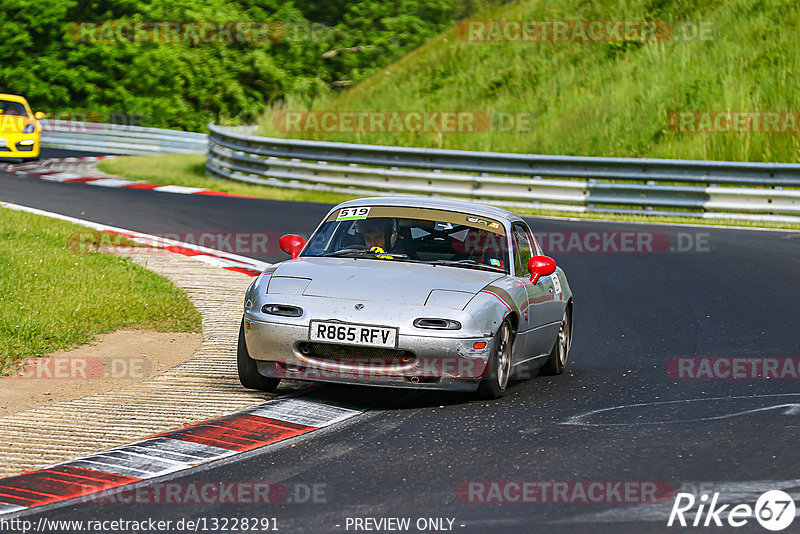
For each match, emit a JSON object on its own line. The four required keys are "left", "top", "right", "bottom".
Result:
{"left": 0, "top": 134, "right": 39, "bottom": 158}
{"left": 243, "top": 317, "right": 492, "bottom": 392}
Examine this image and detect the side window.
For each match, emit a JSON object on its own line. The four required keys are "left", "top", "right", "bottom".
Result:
{"left": 512, "top": 224, "right": 532, "bottom": 277}
{"left": 303, "top": 221, "right": 337, "bottom": 256}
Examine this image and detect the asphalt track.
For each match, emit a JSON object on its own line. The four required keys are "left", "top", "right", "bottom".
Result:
{"left": 1, "top": 148, "right": 799, "bottom": 532}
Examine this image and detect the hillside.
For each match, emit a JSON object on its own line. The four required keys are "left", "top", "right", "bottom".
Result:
{"left": 258, "top": 0, "right": 800, "bottom": 162}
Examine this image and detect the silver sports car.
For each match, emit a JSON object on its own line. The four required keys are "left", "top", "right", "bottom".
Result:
{"left": 239, "top": 197, "right": 573, "bottom": 398}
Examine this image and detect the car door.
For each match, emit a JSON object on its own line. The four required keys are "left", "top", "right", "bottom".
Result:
{"left": 512, "top": 222, "right": 558, "bottom": 358}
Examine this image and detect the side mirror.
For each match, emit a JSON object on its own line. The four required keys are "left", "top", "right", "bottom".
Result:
{"left": 34, "top": 111, "right": 46, "bottom": 120}
{"left": 528, "top": 256, "right": 556, "bottom": 284}
{"left": 279, "top": 234, "right": 306, "bottom": 259}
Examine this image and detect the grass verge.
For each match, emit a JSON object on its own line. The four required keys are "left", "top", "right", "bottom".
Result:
{"left": 0, "top": 206, "right": 202, "bottom": 376}
{"left": 99, "top": 154, "right": 800, "bottom": 231}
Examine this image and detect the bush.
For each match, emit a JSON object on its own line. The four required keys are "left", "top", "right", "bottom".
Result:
{"left": 0, "top": 0, "right": 494, "bottom": 131}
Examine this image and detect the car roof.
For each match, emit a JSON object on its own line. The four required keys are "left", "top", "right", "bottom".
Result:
{"left": 334, "top": 196, "right": 524, "bottom": 224}
{"left": 0, "top": 94, "right": 29, "bottom": 104}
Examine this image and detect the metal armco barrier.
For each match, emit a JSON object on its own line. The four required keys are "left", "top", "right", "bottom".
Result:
{"left": 206, "top": 123, "right": 800, "bottom": 223}
{"left": 40, "top": 119, "right": 800, "bottom": 222}
{"left": 41, "top": 120, "right": 207, "bottom": 155}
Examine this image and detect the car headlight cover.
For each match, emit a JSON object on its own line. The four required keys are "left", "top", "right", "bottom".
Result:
{"left": 267, "top": 276, "right": 312, "bottom": 295}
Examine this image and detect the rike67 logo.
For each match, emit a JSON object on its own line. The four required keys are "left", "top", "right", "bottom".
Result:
{"left": 668, "top": 490, "right": 796, "bottom": 530}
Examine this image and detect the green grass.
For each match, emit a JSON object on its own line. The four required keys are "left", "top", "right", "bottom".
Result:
{"left": 97, "top": 154, "right": 360, "bottom": 204}
{"left": 0, "top": 207, "right": 202, "bottom": 376}
{"left": 255, "top": 0, "right": 800, "bottom": 163}
{"left": 99, "top": 154, "right": 800, "bottom": 231}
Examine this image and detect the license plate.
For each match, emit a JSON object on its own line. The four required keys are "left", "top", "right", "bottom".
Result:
{"left": 0, "top": 138, "right": 6, "bottom": 147}
{"left": 309, "top": 321, "right": 398, "bottom": 348}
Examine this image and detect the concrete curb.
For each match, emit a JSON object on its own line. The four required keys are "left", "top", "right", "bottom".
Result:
{"left": 0, "top": 205, "right": 366, "bottom": 515}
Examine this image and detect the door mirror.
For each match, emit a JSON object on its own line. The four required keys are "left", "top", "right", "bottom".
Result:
{"left": 279, "top": 234, "right": 306, "bottom": 259}
{"left": 34, "top": 111, "right": 46, "bottom": 120}
{"left": 528, "top": 256, "right": 556, "bottom": 284}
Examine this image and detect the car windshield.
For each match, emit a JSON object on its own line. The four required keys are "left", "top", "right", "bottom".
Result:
{"left": 302, "top": 206, "right": 510, "bottom": 273}
{"left": 0, "top": 100, "right": 28, "bottom": 116}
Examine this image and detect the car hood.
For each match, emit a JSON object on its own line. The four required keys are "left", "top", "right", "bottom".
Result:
{"left": 271, "top": 257, "right": 504, "bottom": 305}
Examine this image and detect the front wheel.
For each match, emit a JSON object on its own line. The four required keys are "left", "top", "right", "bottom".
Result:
{"left": 237, "top": 321, "right": 280, "bottom": 392}
{"left": 476, "top": 319, "right": 514, "bottom": 399}
{"left": 542, "top": 309, "right": 571, "bottom": 375}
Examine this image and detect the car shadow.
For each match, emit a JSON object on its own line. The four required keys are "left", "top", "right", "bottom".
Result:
{"left": 292, "top": 371, "right": 541, "bottom": 410}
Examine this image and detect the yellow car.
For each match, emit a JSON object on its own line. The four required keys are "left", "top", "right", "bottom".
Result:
{"left": 0, "top": 94, "right": 45, "bottom": 161}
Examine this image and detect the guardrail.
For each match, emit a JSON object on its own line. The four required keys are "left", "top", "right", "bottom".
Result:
{"left": 206, "top": 123, "right": 800, "bottom": 223}
{"left": 41, "top": 120, "right": 207, "bottom": 155}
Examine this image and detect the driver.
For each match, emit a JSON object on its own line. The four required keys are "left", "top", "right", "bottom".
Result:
{"left": 354, "top": 218, "right": 398, "bottom": 257}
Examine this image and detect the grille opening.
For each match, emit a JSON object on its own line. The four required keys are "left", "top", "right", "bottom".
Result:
{"left": 407, "top": 376, "right": 439, "bottom": 383}
{"left": 297, "top": 342, "right": 416, "bottom": 365}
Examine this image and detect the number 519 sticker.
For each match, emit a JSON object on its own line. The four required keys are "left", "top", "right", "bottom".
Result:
{"left": 337, "top": 207, "right": 371, "bottom": 220}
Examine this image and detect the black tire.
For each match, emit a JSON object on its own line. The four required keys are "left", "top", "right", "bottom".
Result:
{"left": 476, "top": 318, "right": 514, "bottom": 399}
{"left": 542, "top": 308, "right": 571, "bottom": 375}
{"left": 237, "top": 321, "right": 281, "bottom": 392}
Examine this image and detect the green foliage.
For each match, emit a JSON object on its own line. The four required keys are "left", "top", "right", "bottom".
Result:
{"left": 0, "top": 0, "right": 489, "bottom": 131}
